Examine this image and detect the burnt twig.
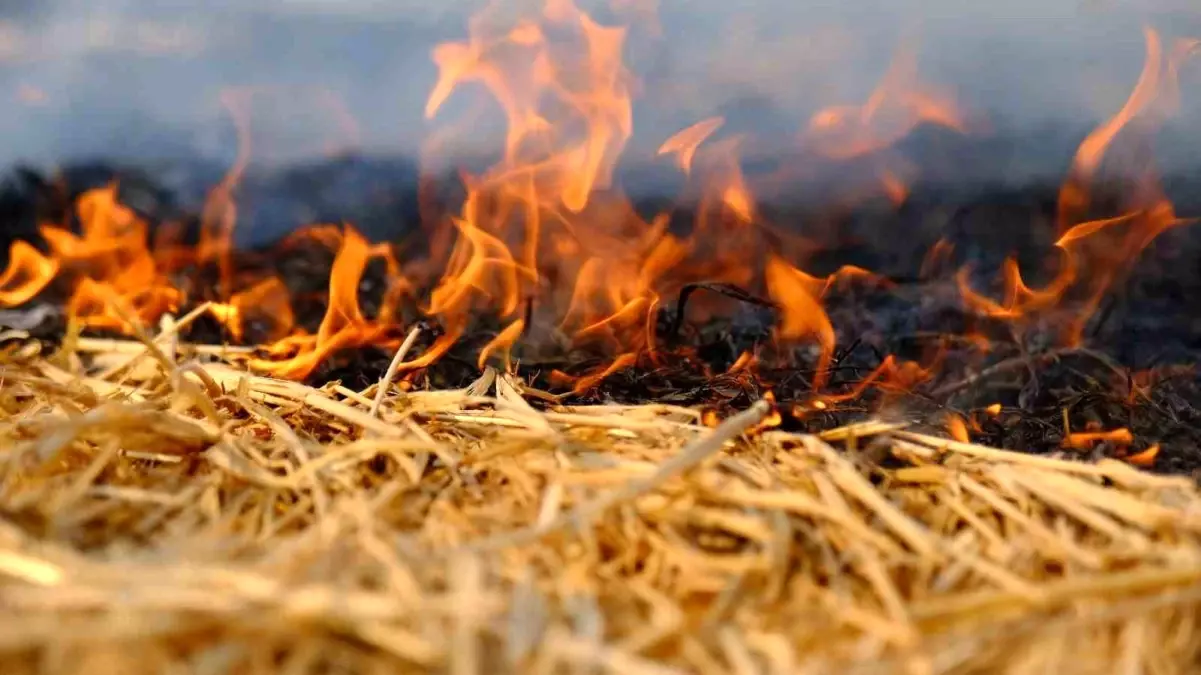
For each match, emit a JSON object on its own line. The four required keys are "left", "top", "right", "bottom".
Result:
{"left": 931, "top": 348, "right": 1078, "bottom": 399}
{"left": 670, "top": 282, "right": 778, "bottom": 338}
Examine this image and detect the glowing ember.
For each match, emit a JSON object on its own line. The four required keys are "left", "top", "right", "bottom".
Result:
{"left": 945, "top": 413, "right": 970, "bottom": 443}
{"left": 1064, "top": 428, "right": 1135, "bottom": 451}
{"left": 1125, "top": 444, "right": 1160, "bottom": 466}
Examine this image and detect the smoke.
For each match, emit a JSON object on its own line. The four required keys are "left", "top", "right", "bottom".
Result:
{"left": 0, "top": 0, "right": 1198, "bottom": 182}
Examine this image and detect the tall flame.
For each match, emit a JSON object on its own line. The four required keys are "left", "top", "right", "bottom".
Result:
{"left": 414, "top": 0, "right": 671, "bottom": 378}
{"left": 959, "top": 27, "right": 1197, "bottom": 346}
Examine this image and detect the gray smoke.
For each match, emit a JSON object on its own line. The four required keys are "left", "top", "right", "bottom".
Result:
{"left": 0, "top": 0, "right": 1198, "bottom": 180}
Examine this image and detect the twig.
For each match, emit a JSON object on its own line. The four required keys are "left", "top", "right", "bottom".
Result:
{"left": 369, "top": 326, "right": 423, "bottom": 418}
{"left": 931, "top": 348, "right": 1076, "bottom": 398}
{"left": 90, "top": 303, "right": 232, "bottom": 381}
{"left": 670, "top": 282, "right": 777, "bottom": 337}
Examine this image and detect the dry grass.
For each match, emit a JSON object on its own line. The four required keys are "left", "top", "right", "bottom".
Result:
{"left": 1, "top": 324, "right": 1201, "bottom": 674}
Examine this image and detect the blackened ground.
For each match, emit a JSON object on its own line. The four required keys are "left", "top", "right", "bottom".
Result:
{"left": 3, "top": 158, "right": 1201, "bottom": 476}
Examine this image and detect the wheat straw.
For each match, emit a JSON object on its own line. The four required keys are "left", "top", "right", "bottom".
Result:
{"left": 1, "top": 333, "right": 1200, "bottom": 673}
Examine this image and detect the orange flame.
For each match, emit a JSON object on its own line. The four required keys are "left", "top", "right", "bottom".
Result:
{"left": 1125, "top": 444, "right": 1160, "bottom": 466}
{"left": 0, "top": 242, "right": 59, "bottom": 306}
{"left": 765, "top": 256, "right": 880, "bottom": 390}
{"left": 15, "top": 184, "right": 183, "bottom": 332}
{"left": 416, "top": 0, "right": 680, "bottom": 387}
{"left": 958, "top": 28, "right": 1198, "bottom": 346}
{"left": 200, "top": 86, "right": 363, "bottom": 297}
{"left": 208, "top": 277, "right": 295, "bottom": 343}
{"left": 1064, "top": 428, "right": 1134, "bottom": 450}
{"left": 802, "top": 40, "right": 968, "bottom": 203}
{"left": 945, "top": 413, "right": 970, "bottom": 443}
{"left": 1058, "top": 29, "right": 1198, "bottom": 230}
{"left": 247, "top": 227, "right": 403, "bottom": 380}
{"left": 805, "top": 42, "right": 967, "bottom": 160}
{"left": 478, "top": 318, "right": 526, "bottom": 371}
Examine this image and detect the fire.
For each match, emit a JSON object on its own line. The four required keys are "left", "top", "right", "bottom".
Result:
{"left": 420, "top": 0, "right": 646, "bottom": 347}
{"left": 1057, "top": 29, "right": 1198, "bottom": 230}
{"left": 247, "top": 226, "right": 408, "bottom": 380}
{"left": 197, "top": 90, "right": 251, "bottom": 298}
{"left": 763, "top": 256, "right": 837, "bottom": 386}
{"left": 424, "top": 0, "right": 634, "bottom": 215}
{"left": 198, "top": 86, "right": 363, "bottom": 297}
{"left": 0, "top": 184, "right": 183, "bottom": 332}
{"left": 945, "top": 413, "right": 970, "bottom": 443}
{"left": 1064, "top": 428, "right": 1134, "bottom": 451}
{"left": 804, "top": 42, "right": 967, "bottom": 160}
{"left": 1126, "top": 444, "right": 1160, "bottom": 466}
{"left": 0, "top": 242, "right": 58, "bottom": 306}
{"left": 796, "top": 353, "right": 937, "bottom": 413}
{"left": 802, "top": 40, "right": 969, "bottom": 204}
{"left": 658, "top": 117, "right": 725, "bottom": 176}
{"left": 208, "top": 277, "right": 295, "bottom": 344}
{"left": 958, "top": 27, "right": 1197, "bottom": 346}
{"left": 0, "top": 0, "right": 1194, "bottom": 439}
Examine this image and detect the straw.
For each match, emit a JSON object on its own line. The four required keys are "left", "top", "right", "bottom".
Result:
{"left": 2, "top": 331, "right": 1201, "bottom": 673}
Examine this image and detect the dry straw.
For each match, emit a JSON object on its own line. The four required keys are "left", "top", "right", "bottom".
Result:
{"left": 1, "top": 320, "right": 1201, "bottom": 674}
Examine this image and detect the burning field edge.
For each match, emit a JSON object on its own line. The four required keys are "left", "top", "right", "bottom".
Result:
{"left": 1, "top": 319, "right": 1200, "bottom": 674}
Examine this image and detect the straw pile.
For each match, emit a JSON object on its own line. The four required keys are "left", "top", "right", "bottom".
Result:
{"left": 2, "top": 315, "right": 1201, "bottom": 674}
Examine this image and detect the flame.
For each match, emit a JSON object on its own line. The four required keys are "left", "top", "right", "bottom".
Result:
{"left": 804, "top": 42, "right": 967, "bottom": 160}
{"left": 1058, "top": 29, "right": 1198, "bottom": 229}
{"left": 551, "top": 351, "right": 638, "bottom": 394}
{"left": 479, "top": 318, "right": 526, "bottom": 371}
{"left": 1064, "top": 428, "right": 1134, "bottom": 450}
{"left": 416, "top": 0, "right": 677, "bottom": 386}
{"left": 3, "top": 184, "right": 183, "bottom": 332}
{"left": 199, "top": 86, "right": 362, "bottom": 297}
{"left": 801, "top": 40, "right": 967, "bottom": 203}
{"left": 198, "top": 90, "right": 252, "bottom": 297}
{"left": 424, "top": 0, "right": 634, "bottom": 214}
{"left": 1126, "top": 444, "right": 1160, "bottom": 466}
{"left": 764, "top": 256, "right": 836, "bottom": 387}
{"left": 946, "top": 413, "right": 970, "bottom": 443}
{"left": 0, "top": 0, "right": 955, "bottom": 401}
{"left": 958, "top": 28, "right": 1198, "bottom": 346}
{"left": 0, "top": 242, "right": 59, "bottom": 306}
{"left": 208, "top": 277, "right": 295, "bottom": 343}
{"left": 658, "top": 117, "right": 725, "bottom": 176}
{"left": 765, "top": 256, "right": 879, "bottom": 390}
{"left": 246, "top": 226, "right": 403, "bottom": 380}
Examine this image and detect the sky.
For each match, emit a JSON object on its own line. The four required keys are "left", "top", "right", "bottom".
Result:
{"left": 0, "top": 0, "right": 1198, "bottom": 178}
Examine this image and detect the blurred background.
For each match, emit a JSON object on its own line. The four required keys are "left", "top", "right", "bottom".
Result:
{"left": 1, "top": 0, "right": 1199, "bottom": 243}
